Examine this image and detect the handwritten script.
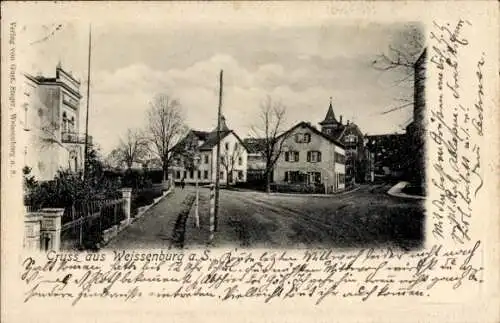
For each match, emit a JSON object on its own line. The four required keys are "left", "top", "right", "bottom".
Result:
{"left": 429, "top": 19, "right": 485, "bottom": 243}
{"left": 21, "top": 243, "right": 483, "bottom": 306}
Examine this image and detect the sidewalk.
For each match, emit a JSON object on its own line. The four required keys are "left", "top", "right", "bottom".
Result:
{"left": 387, "top": 181, "right": 425, "bottom": 200}
{"left": 103, "top": 187, "right": 194, "bottom": 249}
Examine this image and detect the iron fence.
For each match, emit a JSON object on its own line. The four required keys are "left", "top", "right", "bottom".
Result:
{"left": 60, "top": 198, "right": 125, "bottom": 250}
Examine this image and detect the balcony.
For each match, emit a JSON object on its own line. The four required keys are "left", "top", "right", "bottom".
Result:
{"left": 61, "top": 132, "right": 93, "bottom": 145}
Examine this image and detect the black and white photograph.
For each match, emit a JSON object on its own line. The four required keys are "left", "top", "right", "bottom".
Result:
{"left": 3, "top": 2, "right": 498, "bottom": 322}
{"left": 20, "top": 19, "right": 427, "bottom": 252}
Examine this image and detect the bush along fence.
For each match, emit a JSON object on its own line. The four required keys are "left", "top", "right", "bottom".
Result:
{"left": 24, "top": 188, "right": 132, "bottom": 251}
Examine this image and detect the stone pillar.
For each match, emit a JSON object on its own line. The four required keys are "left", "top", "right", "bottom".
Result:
{"left": 40, "top": 208, "right": 64, "bottom": 252}
{"left": 121, "top": 188, "right": 132, "bottom": 223}
{"left": 24, "top": 213, "right": 42, "bottom": 251}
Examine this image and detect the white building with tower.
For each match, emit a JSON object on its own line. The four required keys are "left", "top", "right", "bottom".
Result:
{"left": 171, "top": 116, "right": 248, "bottom": 185}
{"left": 22, "top": 63, "right": 92, "bottom": 181}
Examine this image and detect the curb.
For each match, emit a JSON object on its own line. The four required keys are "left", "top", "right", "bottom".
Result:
{"left": 132, "top": 188, "right": 173, "bottom": 221}
{"left": 387, "top": 181, "right": 425, "bottom": 200}
{"left": 267, "top": 185, "right": 362, "bottom": 198}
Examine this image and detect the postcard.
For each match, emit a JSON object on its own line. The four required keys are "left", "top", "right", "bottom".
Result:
{"left": 1, "top": 2, "right": 499, "bottom": 322}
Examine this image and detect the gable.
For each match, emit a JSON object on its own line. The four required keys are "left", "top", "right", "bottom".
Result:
{"left": 278, "top": 121, "right": 345, "bottom": 149}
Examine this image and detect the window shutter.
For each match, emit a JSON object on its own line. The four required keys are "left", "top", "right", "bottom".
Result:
{"left": 318, "top": 151, "right": 322, "bottom": 162}
{"left": 307, "top": 151, "right": 311, "bottom": 162}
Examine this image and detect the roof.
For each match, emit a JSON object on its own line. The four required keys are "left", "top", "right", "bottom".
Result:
{"left": 243, "top": 138, "right": 267, "bottom": 154}
{"left": 198, "top": 130, "right": 232, "bottom": 150}
{"left": 192, "top": 130, "right": 210, "bottom": 140}
{"left": 319, "top": 100, "right": 338, "bottom": 125}
{"left": 24, "top": 73, "right": 82, "bottom": 99}
{"left": 277, "top": 121, "right": 345, "bottom": 149}
{"left": 173, "top": 129, "right": 250, "bottom": 153}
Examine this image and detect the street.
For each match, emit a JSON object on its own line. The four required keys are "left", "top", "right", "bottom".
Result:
{"left": 105, "top": 183, "right": 424, "bottom": 250}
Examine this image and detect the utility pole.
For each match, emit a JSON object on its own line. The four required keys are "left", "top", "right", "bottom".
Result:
{"left": 214, "top": 70, "right": 223, "bottom": 232}
{"left": 83, "top": 26, "right": 92, "bottom": 182}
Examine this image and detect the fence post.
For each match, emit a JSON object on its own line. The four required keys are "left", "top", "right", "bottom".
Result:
{"left": 39, "top": 208, "right": 64, "bottom": 252}
{"left": 209, "top": 184, "right": 215, "bottom": 243}
{"left": 24, "top": 213, "right": 42, "bottom": 251}
{"left": 121, "top": 188, "right": 132, "bottom": 224}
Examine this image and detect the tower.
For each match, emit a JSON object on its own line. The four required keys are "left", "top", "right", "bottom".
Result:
{"left": 319, "top": 97, "right": 342, "bottom": 136}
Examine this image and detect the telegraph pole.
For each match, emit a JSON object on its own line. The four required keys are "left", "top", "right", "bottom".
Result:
{"left": 83, "top": 26, "right": 92, "bottom": 182}
{"left": 214, "top": 70, "right": 223, "bottom": 232}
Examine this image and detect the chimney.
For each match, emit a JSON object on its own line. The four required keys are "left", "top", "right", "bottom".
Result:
{"left": 340, "top": 115, "right": 343, "bottom": 124}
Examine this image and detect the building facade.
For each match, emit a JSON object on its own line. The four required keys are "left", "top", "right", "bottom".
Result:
{"left": 319, "top": 98, "right": 367, "bottom": 184}
{"left": 273, "top": 122, "right": 346, "bottom": 192}
{"left": 172, "top": 116, "right": 248, "bottom": 185}
{"left": 22, "top": 64, "right": 91, "bottom": 181}
{"left": 242, "top": 138, "right": 267, "bottom": 182}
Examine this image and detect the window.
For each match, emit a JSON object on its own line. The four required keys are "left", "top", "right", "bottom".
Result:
{"left": 284, "top": 151, "right": 299, "bottom": 162}
{"left": 62, "top": 112, "right": 68, "bottom": 132}
{"left": 204, "top": 155, "right": 209, "bottom": 164}
{"left": 225, "top": 142, "right": 229, "bottom": 150}
{"left": 307, "top": 151, "right": 322, "bottom": 163}
{"left": 234, "top": 142, "right": 238, "bottom": 150}
{"left": 198, "top": 170, "right": 201, "bottom": 179}
{"left": 204, "top": 170, "right": 208, "bottom": 179}
{"left": 183, "top": 171, "right": 187, "bottom": 179}
{"left": 176, "top": 171, "right": 180, "bottom": 179}
{"left": 345, "top": 134, "right": 358, "bottom": 144}
{"left": 70, "top": 117, "right": 75, "bottom": 131}
{"left": 189, "top": 170, "right": 194, "bottom": 179}
{"left": 335, "top": 153, "right": 346, "bottom": 164}
{"left": 238, "top": 157, "right": 242, "bottom": 166}
{"left": 307, "top": 172, "right": 321, "bottom": 184}
{"left": 295, "top": 133, "right": 311, "bottom": 143}
{"left": 238, "top": 171, "right": 244, "bottom": 180}
{"left": 220, "top": 171, "right": 225, "bottom": 179}
{"left": 284, "top": 171, "right": 308, "bottom": 183}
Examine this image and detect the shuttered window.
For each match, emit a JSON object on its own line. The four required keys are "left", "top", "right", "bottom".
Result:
{"left": 307, "top": 151, "right": 322, "bottom": 162}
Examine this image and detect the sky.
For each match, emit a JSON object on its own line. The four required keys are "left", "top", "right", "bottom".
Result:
{"left": 20, "top": 19, "right": 421, "bottom": 155}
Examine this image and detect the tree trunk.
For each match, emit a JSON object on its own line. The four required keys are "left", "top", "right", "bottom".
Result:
{"left": 162, "top": 159, "right": 169, "bottom": 181}
{"left": 266, "top": 169, "right": 271, "bottom": 193}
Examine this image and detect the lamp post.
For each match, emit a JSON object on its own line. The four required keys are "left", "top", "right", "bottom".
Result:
{"left": 193, "top": 154, "right": 201, "bottom": 228}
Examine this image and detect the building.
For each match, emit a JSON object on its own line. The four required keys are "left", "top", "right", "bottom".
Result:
{"left": 319, "top": 98, "right": 367, "bottom": 184}
{"left": 242, "top": 138, "right": 267, "bottom": 182}
{"left": 273, "top": 121, "right": 346, "bottom": 192}
{"left": 22, "top": 64, "right": 92, "bottom": 181}
{"left": 171, "top": 116, "right": 248, "bottom": 185}
{"left": 406, "top": 48, "right": 427, "bottom": 189}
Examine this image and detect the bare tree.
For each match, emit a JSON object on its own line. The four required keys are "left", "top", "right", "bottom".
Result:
{"left": 108, "top": 128, "right": 148, "bottom": 169}
{"left": 251, "top": 96, "right": 287, "bottom": 193}
{"left": 220, "top": 142, "right": 244, "bottom": 186}
{"left": 145, "top": 93, "right": 187, "bottom": 181}
{"left": 372, "top": 23, "right": 425, "bottom": 115}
